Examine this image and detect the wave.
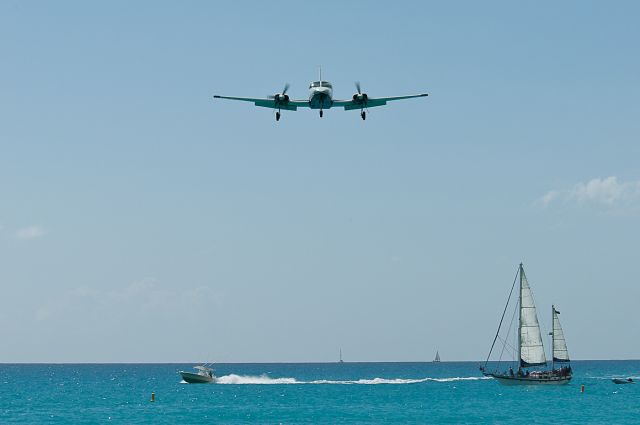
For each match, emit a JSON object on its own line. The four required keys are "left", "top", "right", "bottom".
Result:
{"left": 591, "top": 375, "right": 639, "bottom": 380}
{"left": 215, "top": 374, "right": 300, "bottom": 384}
{"left": 212, "top": 374, "right": 489, "bottom": 385}
{"left": 310, "top": 377, "right": 491, "bottom": 385}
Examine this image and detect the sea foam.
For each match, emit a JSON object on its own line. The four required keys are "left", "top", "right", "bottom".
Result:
{"left": 213, "top": 374, "right": 489, "bottom": 385}
{"left": 215, "top": 374, "right": 300, "bottom": 384}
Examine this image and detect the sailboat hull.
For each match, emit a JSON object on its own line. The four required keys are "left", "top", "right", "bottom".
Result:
{"left": 484, "top": 372, "right": 571, "bottom": 385}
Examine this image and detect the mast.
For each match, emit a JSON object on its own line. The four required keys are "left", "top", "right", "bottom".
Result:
{"left": 551, "top": 305, "right": 555, "bottom": 371}
{"left": 518, "top": 263, "right": 523, "bottom": 367}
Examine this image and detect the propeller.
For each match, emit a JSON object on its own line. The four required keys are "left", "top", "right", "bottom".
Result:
{"left": 353, "top": 81, "right": 368, "bottom": 103}
{"left": 268, "top": 83, "right": 290, "bottom": 100}
{"left": 354, "top": 81, "right": 369, "bottom": 120}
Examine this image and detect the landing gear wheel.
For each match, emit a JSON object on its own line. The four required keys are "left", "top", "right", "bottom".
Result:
{"left": 276, "top": 111, "right": 281, "bottom": 121}
{"left": 361, "top": 110, "right": 366, "bottom": 120}
{"left": 319, "top": 110, "right": 323, "bottom": 118}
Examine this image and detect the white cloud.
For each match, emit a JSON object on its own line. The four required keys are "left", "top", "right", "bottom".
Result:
{"left": 540, "top": 177, "right": 640, "bottom": 208}
{"left": 540, "top": 190, "right": 561, "bottom": 206}
{"left": 570, "top": 176, "right": 633, "bottom": 204}
{"left": 15, "top": 225, "right": 45, "bottom": 240}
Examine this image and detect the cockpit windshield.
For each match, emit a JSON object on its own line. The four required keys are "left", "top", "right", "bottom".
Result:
{"left": 310, "top": 81, "right": 332, "bottom": 89}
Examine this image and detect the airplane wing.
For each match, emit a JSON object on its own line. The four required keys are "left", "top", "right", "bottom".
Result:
{"left": 213, "top": 95, "right": 310, "bottom": 111}
{"left": 332, "top": 93, "right": 428, "bottom": 110}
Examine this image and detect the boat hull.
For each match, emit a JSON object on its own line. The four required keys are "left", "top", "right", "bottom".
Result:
{"left": 180, "top": 371, "right": 215, "bottom": 384}
{"left": 612, "top": 378, "right": 634, "bottom": 384}
{"left": 484, "top": 373, "right": 571, "bottom": 385}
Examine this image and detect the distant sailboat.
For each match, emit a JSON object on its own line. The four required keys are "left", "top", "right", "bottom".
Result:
{"left": 481, "top": 263, "right": 572, "bottom": 385}
{"left": 433, "top": 351, "right": 441, "bottom": 362}
{"left": 339, "top": 348, "right": 344, "bottom": 363}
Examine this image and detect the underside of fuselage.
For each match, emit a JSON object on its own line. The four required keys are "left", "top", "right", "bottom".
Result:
{"left": 308, "top": 87, "right": 333, "bottom": 110}
{"left": 309, "top": 92, "right": 333, "bottom": 109}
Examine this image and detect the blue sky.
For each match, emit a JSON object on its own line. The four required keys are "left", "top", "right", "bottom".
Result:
{"left": 1, "top": 1, "right": 639, "bottom": 362}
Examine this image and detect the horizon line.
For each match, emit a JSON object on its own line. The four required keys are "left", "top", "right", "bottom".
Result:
{"left": 1, "top": 358, "right": 638, "bottom": 365}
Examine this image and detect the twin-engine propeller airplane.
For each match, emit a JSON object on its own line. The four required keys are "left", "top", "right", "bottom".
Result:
{"left": 213, "top": 69, "right": 428, "bottom": 121}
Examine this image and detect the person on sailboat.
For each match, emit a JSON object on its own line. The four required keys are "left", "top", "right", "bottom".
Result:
{"left": 509, "top": 367, "right": 514, "bottom": 377}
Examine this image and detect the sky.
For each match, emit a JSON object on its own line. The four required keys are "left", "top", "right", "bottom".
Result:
{"left": 1, "top": 1, "right": 639, "bottom": 363}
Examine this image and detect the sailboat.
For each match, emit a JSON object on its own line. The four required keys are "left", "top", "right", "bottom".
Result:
{"left": 481, "top": 263, "right": 572, "bottom": 385}
{"left": 339, "top": 348, "right": 344, "bottom": 363}
{"left": 433, "top": 351, "right": 441, "bottom": 362}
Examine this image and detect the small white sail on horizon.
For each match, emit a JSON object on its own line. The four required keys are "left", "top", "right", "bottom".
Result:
{"left": 434, "top": 351, "right": 441, "bottom": 362}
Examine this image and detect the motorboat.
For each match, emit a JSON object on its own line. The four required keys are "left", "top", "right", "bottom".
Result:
{"left": 612, "top": 378, "right": 634, "bottom": 384}
{"left": 179, "top": 365, "right": 215, "bottom": 383}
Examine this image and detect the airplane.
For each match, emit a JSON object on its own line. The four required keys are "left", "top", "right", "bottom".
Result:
{"left": 213, "top": 68, "right": 428, "bottom": 121}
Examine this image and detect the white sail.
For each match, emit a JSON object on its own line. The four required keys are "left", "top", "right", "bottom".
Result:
{"left": 434, "top": 351, "right": 440, "bottom": 362}
{"left": 519, "top": 267, "right": 547, "bottom": 366}
{"left": 552, "top": 306, "right": 570, "bottom": 362}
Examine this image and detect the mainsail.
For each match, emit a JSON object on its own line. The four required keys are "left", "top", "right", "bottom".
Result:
{"left": 552, "top": 306, "right": 570, "bottom": 362}
{"left": 519, "top": 265, "right": 547, "bottom": 367}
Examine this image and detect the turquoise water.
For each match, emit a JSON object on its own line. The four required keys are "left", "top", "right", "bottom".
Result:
{"left": 1, "top": 361, "right": 638, "bottom": 423}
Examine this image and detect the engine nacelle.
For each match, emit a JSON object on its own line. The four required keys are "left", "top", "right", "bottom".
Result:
{"left": 274, "top": 94, "right": 290, "bottom": 103}
{"left": 352, "top": 93, "right": 368, "bottom": 103}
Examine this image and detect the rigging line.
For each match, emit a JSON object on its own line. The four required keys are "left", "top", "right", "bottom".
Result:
{"left": 496, "top": 336, "right": 517, "bottom": 359}
{"left": 484, "top": 265, "right": 520, "bottom": 369}
{"left": 497, "top": 297, "right": 519, "bottom": 366}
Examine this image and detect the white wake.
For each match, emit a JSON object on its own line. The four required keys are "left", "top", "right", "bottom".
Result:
{"left": 215, "top": 374, "right": 299, "bottom": 384}
{"left": 212, "top": 374, "right": 490, "bottom": 385}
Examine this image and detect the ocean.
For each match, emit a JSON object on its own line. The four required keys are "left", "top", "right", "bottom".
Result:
{"left": 1, "top": 361, "right": 638, "bottom": 423}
